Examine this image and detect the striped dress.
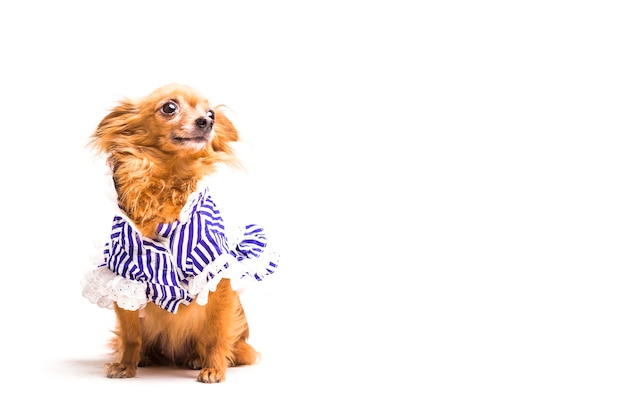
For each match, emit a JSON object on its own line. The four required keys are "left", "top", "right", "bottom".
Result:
{"left": 82, "top": 185, "right": 279, "bottom": 313}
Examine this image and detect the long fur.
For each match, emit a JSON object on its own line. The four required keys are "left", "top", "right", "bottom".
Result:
{"left": 91, "top": 83, "right": 258, "bottom": 383}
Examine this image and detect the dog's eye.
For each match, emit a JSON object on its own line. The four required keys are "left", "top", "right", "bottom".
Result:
{"left": 207, "top": 109, "right": 215, "bottom": 120}
{"left": 161, "top": 101, "right": 178, "bottom": 115}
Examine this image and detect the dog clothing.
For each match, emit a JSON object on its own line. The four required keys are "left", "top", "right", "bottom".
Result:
{"left": 82, "top": 181, "right": 279, "bottom": 313}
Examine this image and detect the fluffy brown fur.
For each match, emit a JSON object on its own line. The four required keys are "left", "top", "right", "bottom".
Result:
{"left": 91, "top": 83, "right": 258, "bottom": 383}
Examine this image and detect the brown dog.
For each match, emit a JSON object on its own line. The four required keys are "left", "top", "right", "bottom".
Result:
{"left": 84, "top": 83, "right": 274, "bottom": 383}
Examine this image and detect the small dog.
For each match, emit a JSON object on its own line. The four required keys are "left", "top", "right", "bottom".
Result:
{"left": 83, "top": 83, "right": 278, "bottom": 383}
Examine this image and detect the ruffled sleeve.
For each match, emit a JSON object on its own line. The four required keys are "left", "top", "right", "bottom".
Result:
{"left": 230, "top": 223, "right": 280, "bottom": 281}
{"left": 172, "top": 190, "right": 280, "bottom": 305}
{"left": 83, "top": 215, "right": 193, "bottom": 313}
{"left": 82, "top": 265, "right": 147, "bottom": 311}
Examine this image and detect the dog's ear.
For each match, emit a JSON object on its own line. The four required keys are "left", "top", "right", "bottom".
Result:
{"left": 90, "top": 99, "right": 140, "bottom": 155}
{"left": 212, "top": 106, "right": 239, "bottom": 153}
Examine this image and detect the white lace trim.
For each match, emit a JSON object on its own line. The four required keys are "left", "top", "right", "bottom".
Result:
{"left": 186, "top": 248, "right": 278, "bottom": 305}
{"left": 81, "top": 247, "right": 277, "bottom": 311}
{"left": 81, "top": 267, "right": 148, "bottom": 311}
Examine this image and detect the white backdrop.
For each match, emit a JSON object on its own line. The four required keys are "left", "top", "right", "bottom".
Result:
{"left": 1, "top": 1, "right": 625, "bottom": 415}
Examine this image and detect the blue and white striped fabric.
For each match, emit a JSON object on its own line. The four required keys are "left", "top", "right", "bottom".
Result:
{"left": 83, "top": 185, "right": 279, "bottom": 313}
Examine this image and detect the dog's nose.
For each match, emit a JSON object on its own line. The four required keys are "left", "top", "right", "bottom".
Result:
{"left": 195, "top": 116, "right": 214, "bottom": 131}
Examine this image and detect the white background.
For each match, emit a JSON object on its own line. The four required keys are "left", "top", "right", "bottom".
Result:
{"left": 0, "top": 1, "right": 625, "bottom": 415}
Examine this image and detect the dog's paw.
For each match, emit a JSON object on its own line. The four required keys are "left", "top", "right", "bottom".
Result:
{"left": 197, "top": 367, "right": 226, "bottom": 383}
{"left": 186, "top": 357, "right": 203, "bottom": 370}
{"left": 105, "top": 362, "right": 137, "bottom": 378}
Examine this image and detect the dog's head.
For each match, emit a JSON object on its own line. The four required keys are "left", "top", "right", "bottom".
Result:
{"left": 90, "top": 84, "right": 241, "bottom": 234}
{"left": 91, "top": 83, "right": 239, "bottom": 174}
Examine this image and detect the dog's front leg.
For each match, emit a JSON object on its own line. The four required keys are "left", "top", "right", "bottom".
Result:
{"left": 105, "top": 304, "right": 142, "bottom": 378}
{"left": 196, "top": 279, "right": 236, "bottom": 383}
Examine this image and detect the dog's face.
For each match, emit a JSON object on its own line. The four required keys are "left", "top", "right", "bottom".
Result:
{"left": 91, "top": 84, "right": 240, "bottom": 234}
{"left": 145, "top": 83, "right": 216, "bottom": 153}
{"left": 92, "top": 83, "right": 238, "bottom": 163}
